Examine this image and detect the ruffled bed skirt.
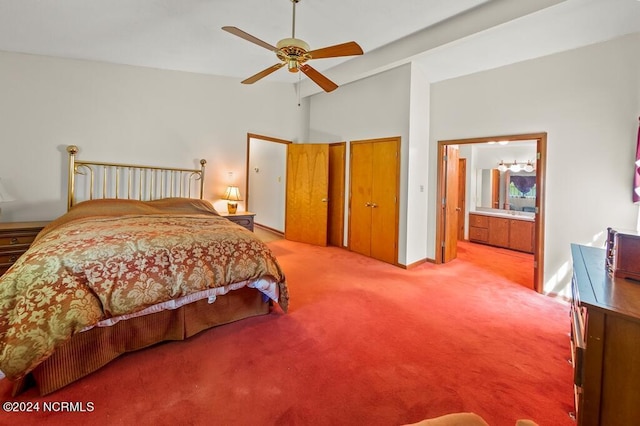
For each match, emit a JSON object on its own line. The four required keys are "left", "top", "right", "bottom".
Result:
{"left": 11, "top": 286, "right": 269, "bottom": 396}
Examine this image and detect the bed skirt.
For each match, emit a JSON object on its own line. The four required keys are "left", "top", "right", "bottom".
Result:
{"left": 11, "top": 286, "right": 269, "bottom": 396}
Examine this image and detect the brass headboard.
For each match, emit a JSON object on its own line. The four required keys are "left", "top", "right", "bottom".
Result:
{"left": 67, "top": 145, "right": 206, "bottom": 210}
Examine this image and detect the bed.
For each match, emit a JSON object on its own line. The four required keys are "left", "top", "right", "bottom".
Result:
{"left": 0, "top": 145, "right": 288, "bottom": 396}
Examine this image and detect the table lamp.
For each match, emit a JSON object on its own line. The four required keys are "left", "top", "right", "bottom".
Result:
{"left": 222, "top": 186, "right": 242, "bottom": 214}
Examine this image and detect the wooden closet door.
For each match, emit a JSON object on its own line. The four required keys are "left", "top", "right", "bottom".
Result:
{"left": 285, "top": 144, "right": 329, "bottom": 246}
{"left": 349, "top": 142, "right": 373, "bottom": 257}
{"left": 349, "top": 138, "right": 399, "bottom": 264}
{"left": 327, "top": 143, "right": 346, "bottom": 247}
{"left": 370, "top": 140, "right": 399, "bottom": 264}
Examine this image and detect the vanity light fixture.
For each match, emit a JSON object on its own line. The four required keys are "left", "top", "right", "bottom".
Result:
{"left": 497, "top": 160, "right": 535, "bottom": 173}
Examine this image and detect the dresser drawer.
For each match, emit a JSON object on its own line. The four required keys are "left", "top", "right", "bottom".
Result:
{"left": 0, "top": 221, "right": 49, "bottom": 277}
{"left": 231, "top": 217, "right": 252, "bottom": 230}
{"left": 221, "top": 213, "right": 255, "bottom": 232}
{"left": 570, "top": 304, "right": 585, "bottom": 386}
{"left": 0, "top": 249, "right": 28, "bottom": 264}
{"left": 0, "top": 232, "right": 39, "bottom": 246}
{"left": 0, "top": 265, "right": 11, "bottom": 276}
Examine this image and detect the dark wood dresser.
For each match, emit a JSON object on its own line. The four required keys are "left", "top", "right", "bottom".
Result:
{"left": 570, "top": 244, "right": 640, "bottom": 425}
{"left": 0, "top": 221, "right": 49, "bottom": 276}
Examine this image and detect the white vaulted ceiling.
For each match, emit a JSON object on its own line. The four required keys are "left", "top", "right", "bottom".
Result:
{"left": 0, "top": 0, "right": 639, "bottom": 96}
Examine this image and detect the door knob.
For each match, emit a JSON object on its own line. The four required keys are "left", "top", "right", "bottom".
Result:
{"left": 365, "top": 202, "right": 372, "bottom": 207}
{"left": 371, "top": 203, "right": 378, "bottom": 208}
{"left": 321, "top": 198, "right": 329, "bottom": 203}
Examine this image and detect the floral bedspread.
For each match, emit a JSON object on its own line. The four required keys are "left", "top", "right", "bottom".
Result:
{"left": 0, "top": 199, "right": 288, "bottom": 381}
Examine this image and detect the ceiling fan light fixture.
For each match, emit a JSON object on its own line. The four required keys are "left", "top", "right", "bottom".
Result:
{"left": 288, "top": 59, "right": 299, "bottom": 73}
{"left": 276, "top": 38, "right": 309, "bottom": 51}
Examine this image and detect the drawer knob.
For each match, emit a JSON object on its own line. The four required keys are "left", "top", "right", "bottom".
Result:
{"left": 9, "top": 255, "right": 18, "bottom": 263}
{"left": 10, "top": 238, "right": 19, "bottom": 245}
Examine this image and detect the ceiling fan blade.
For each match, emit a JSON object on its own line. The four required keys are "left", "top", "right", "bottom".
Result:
{"left": 241, "top": 63, "right": 286, "bottom": 84}
{"left": 222, "top": 26, "right": 277, "bottom": 51}
{"left": 307, "top": 41, "right": 363, "bottom": 59}
{"left": 300, "top": 64, "right": 338, "bottom": 93}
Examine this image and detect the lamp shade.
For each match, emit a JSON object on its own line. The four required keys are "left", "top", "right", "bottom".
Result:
{"left": 0, "top": 178, "right": 15, "bottom": 203}
{"left": 222, "top": 186, "right": 242, "bottom": 201}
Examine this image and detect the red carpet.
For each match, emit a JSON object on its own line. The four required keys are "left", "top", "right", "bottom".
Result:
{"left": 1, "top": 240, "right": 573, "bottom": 426}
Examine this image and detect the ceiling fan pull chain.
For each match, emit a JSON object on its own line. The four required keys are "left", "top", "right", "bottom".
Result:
{"left": 297, "top": 70, "right": 302, "bottom": 106}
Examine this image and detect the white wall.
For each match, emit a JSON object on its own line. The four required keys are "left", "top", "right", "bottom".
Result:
{"left": 406, "top": 63, "right": 431, "bottom": 265}
{"left": 307, "top": 64, "right": 411, "bottom": 264}
{"left": 472, "top": 143, "right": 537, "bottom": 170}
{"left": 430, "top": 33, "right": 640, "bottom": 295}
{"left": 0, "top": 51, "right": 305, "bottom": 221}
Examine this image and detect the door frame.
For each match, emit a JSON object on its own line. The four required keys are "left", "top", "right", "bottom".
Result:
{"left": 435, "top": 132, "right": 547, "bottom": 293}
{"left": 246, "top": 133, "right": 291, "bottom": 233}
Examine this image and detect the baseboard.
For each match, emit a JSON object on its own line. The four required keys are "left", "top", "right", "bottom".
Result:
{"left": 399, "top": 258, "right": 435, "bottom": 269}
{"left": 255, "top": 223, "right": 284, "bottom": 236}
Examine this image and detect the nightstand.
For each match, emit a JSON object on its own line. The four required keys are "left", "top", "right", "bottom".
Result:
{"left": 219, "top": 212, "right": 256, "bottom": 232}
{"left": 0, "top": 221, "right": 49, "bottom": 276}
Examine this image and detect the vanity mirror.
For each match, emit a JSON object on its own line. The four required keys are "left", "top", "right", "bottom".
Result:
{"left": 476, "top": 168, "right": 536, "bottom": 212}
{"left": 470, "top": 140, "right": 537, "bottom": 213}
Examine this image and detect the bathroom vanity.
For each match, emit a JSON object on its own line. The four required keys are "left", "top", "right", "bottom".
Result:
{"left": 468, "top": 210, "right": 535, "bottom": 253}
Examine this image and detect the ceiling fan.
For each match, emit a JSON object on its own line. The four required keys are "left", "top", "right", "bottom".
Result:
{"left": 222, "top": 0, "right": 363, "bottom": 93}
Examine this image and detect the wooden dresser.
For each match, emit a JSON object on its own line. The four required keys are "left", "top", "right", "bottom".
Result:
{"left": 570, "top": 244, "right": 640, "bottom": 425}
{"left": 0, "top": 221, "right": 49, "bottom": 276}
{"left": 220, "top": 212, "right": 255, "bottom": 232}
